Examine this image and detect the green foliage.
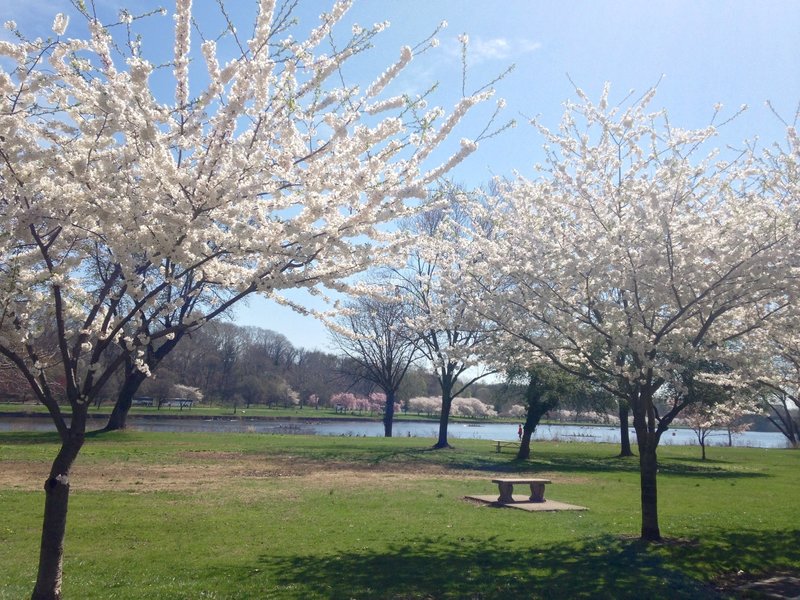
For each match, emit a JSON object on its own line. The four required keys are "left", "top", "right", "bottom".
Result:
{"left": 1, "top": 432, "right": 798, "bottom": 598}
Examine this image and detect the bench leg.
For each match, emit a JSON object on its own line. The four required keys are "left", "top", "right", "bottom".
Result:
{"left": 529, "top": 482, "right": 546, "bottom": 503}
{"left": 497, "top": 482, "right": 515, "bottom": 503}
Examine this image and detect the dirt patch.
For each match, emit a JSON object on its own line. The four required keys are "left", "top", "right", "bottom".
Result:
{"left": 0, "top": 453, "right": 540, "bottom": 493}
{"left": 0, "top": 461, "right": 49, "bottom": 490}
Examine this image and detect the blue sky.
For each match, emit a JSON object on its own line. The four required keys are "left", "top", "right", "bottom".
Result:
{"left": 240, "top": 0, "right": 800, "bottom": 351}
{"left": 4, "top": 1, "right": 799, "bottom": 351}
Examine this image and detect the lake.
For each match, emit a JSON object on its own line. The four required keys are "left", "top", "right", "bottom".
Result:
{"left": 0, "top": 416, "right": 790, "bottom": 448}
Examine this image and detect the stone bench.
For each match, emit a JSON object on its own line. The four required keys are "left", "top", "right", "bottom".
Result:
{"left": 491, "top": 477, "right": 551, "bottom": 503}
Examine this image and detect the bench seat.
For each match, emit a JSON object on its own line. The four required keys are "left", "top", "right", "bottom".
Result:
{"left": 491, "top": 477, "right": 552, "bottom": 503}
{"left": 492, "top": 440, "right": 521, "bottom": 453}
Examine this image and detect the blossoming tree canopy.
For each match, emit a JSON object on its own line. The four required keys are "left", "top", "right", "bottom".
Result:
{"left": 449, "top": 86, "right": 795, "bottom": 539}
{"left": 744, "top": 313, "right": 800, "bottom": 446}
{"left": 462, "top": 88, "right": 792, "bottom": 401}
{"left": 0, "top": 3, "right": 501, "bottom": 597}
{"left": 393, "top": 187, "right": 499, "bottom": 448}
{"left": 0, "top": 1, "right": 497, "bottom": 403}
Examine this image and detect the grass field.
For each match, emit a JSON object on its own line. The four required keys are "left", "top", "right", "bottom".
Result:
{"left": 1, "top": 431, "right": 798, "bottom": 599}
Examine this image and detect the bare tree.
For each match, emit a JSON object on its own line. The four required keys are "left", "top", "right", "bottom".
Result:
{"left": 330, "top": 296, "right": 418, "bottom": 436}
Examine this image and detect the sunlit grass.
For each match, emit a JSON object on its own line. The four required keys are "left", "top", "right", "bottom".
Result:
{"left": 1, "top": 432, "right": 797, "bottom": 598}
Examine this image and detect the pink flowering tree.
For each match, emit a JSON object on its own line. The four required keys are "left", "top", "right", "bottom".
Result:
{"left": 367, "top": 391, "right": 400, "bottom": 415}
{"left": 449, "top": 87, "right": 794, "bottom": 540}
{"left": 0, "top": 2, "right": 500, "bottom": 597}
{"left": 307, "top": 393, "right": 320, "bottom": 409}
{"left": 329, "top": 392, "right": 361, "bottom": 412}
{"left": 407, "top": 396, "right": 441, "bottom": 416}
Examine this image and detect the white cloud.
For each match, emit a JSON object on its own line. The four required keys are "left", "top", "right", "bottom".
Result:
{"left": 477, "top": 37, "right": 541, "bottom": 61}
{"left": 445, "top": 35, "right": 542, "bottom": 65}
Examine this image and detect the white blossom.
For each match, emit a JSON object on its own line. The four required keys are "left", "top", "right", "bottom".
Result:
{"left": 0, "top": 1, "right": 491, "bottom": 436}
{"left": 430, "top": 86, "right": 797, "bottom": 538}
{"left": 52, "top": 14, "right": 69, "bottom": 35}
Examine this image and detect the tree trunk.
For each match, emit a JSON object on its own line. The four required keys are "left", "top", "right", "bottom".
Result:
{"left": 517, "top": 426, "right": 534, "bottom": 459}
{"left": 792, "top": 418, "right": 800, "bottom": 448}
{"left": 618, "top": 403, "right": 634, "bottom": 457}
{"left": 433, "top": 393, "right": 453, "bottom": 449}
{"left": 637, "top": 430, "right": 661, "bottom": 541}
{"left": 383, "top": 392, "right": 395, "bottom": 437}
{"left": 31, "top": 435, "right": 84, "bottom": 599}
{"left": 515, "top": 372, "right": 559, "bottom": 460}
{"left": 102, "top": 335, "right": 183, "bottom": 432}
{"left": 101, "top": 370, "right": 147, "bottom": 432}
{"left": 516, "top": 404, "right": 551, "bottom": 460}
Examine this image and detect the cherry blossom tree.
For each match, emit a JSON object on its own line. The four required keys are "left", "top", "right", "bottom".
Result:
{"left": 450, "top": 396, "right": 497, "bottom": 418}
{"left": 329, "top": 392, "right": 360, "bottom": 412}
{"left": 407, "top": 395, "right": 440, "bottom": 416}
{"left": 503, "top": 404, "right": 527, "bottom": 418}
{"left": 394, "top": 186, "right": 497, "bottom": 448}
{"left": 0, "top": 2, "right": 499, "bottom": 597}
{"left": 171, "top": 383, "right": 203, "bottom": 403}
{"left": 0, "top": 357, "right": 36, "bottom": 402}
{"left": 679, "top": 395, "right": 761, "bottom": 459}
{"left": 450, "top": 87, "right": 795, "bottom": 540}
{"left": 747, "top": 319, "right": 800, "bottom": 447}
{"left": 368, "top": 391, "right": 394, "bottom": 413}
{"left": 750, "top": 109, "right": 800, "bottom": 446}
{"left": 667, "top": 361, "right": 762, "bottom": 459}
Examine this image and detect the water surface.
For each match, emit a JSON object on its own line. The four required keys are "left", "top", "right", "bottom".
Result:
{"left": 0, "top": 416, "right": 788, "bottom": 448}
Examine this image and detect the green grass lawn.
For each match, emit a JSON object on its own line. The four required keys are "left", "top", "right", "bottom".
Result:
{"left": 1, "top": 431, "right": 798, "bottom": 599}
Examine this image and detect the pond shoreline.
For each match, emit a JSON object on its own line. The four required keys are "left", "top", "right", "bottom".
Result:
{"left": 0, "top": 409, "right": 526, "bottom": 426}
{"left": 0, "top": 412, "right": 790, "bottom": 448}
{"left": 0, "top": 409, "right": 779, "bottom": 433}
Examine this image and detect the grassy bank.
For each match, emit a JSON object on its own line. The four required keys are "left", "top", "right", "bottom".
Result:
{"left": 1, "top": 431, "right": 798, "bottom": 599}
{"left": 0, "top": 401, "right": 507, "bottom": 424}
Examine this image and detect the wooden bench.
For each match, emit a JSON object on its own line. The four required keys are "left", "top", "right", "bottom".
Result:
{"left": 492, "top": 440, "right": 520, "bottom": 453}
{"left": 491, "top": 478, "right": 551, "bottom": 503}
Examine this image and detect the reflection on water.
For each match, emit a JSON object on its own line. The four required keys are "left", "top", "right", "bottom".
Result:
{"left": 0, "top": 416, "right": 789, "bottom": 448}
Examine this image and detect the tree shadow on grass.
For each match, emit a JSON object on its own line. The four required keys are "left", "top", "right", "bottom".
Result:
{"left": 312, "top": 443, "right": 773, "bottom": 483}
{"left": 0, "top": 431, "right": 61, "bottom": 445}
{"left": 254, "top": 528, "right": 800, "bottom": 600}
{"left": 436, "top": 452, "right": 769, "bottom": 481}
